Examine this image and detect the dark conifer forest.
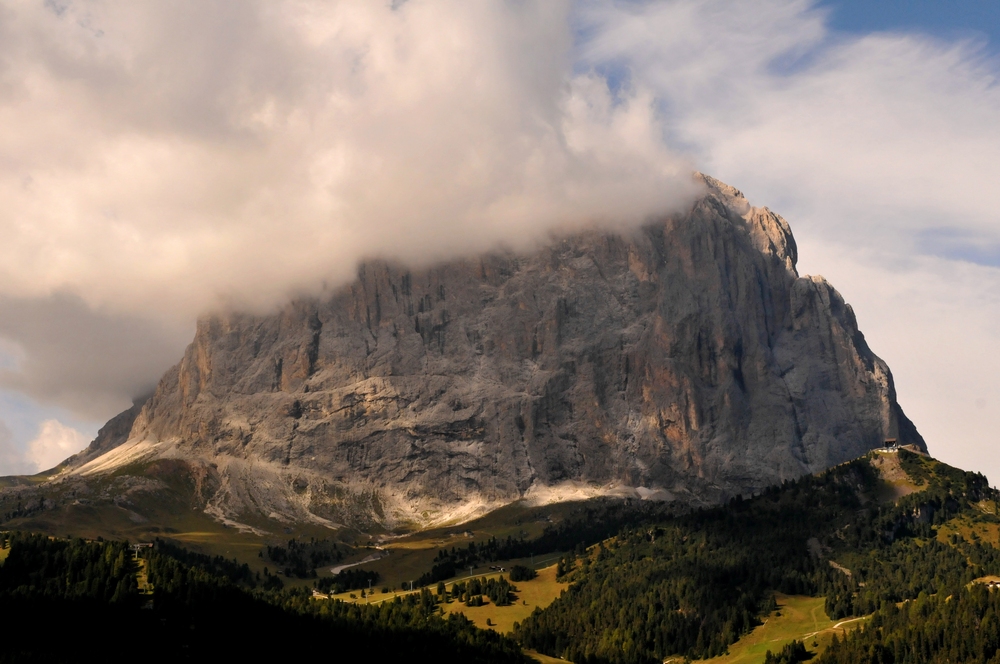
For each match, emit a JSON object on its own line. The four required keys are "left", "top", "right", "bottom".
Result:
{"left": 0, "top": 532, "right": 528, "bottom": 663}
{"left": 818, "top": 585, "right": 1000, "bottom": 663}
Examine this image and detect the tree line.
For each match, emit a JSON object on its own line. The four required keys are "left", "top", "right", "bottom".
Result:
{"left": 262, "top": 536, "right": 344, "bottom": 578}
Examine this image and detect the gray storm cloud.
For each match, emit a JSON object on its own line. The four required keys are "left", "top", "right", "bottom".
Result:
{"left": 0, "top": 0, "right": 699, "bottom": 418}
{"left": 0, "top": 419, "right": 25, "bottom": 475}
{"left": 0, "top": 293, "right": 186, "bottom": 418}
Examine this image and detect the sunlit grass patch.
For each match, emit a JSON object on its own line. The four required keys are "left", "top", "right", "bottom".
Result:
{"left": 699, "top": 594, "right": 866, "bottom": 664}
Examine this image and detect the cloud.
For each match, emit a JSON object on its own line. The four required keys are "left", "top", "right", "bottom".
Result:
{"left": 0, "top": 0, "right": 696, "bottom": 321}
{"left": 0, "top": 390, "right": 100, "bottom": 476}
{"left": 579, "top": 0, "right": 1000, "bottom": 258}
{"left": 25, "top": 419, "right": 89, "bottom": 473}
{"left": 0, "top": 0, "right": 697, "bottom": 421}
{"left": 0, "top": 415, "right": 90, "bottom": 475}
{"left": 0, "top": 292, "right": 187, "bottom": 418}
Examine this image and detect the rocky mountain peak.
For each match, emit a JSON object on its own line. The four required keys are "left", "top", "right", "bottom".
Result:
{"left": 64, "top": 176, "right": 924, "bottom": 532}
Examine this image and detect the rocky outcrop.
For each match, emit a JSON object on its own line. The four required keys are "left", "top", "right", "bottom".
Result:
{"left": 62, "top": 393, "right": 151, "bottom": 469}
{"left": 68, "top": 175, "right": 924, "bottom": 530}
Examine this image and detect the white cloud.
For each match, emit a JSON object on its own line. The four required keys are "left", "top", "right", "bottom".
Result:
{"left": 580, "top": 0, "right": 1000, "bottom": 248}
{"left": 25, "top": 419, "right": 89, "bottom": 473}
{"left": 0, "top": 389, "right": 100, "bottom": 476}
{"left": 0, "top": 0, "right": 696, "bottom": 322}
{"left": 0, "top": 415, "right": 90, "bottom": 475}
{"left": 0, "top": 0, "right": 697, "bottom": 420}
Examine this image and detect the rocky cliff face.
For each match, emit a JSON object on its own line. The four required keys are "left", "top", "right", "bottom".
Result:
{"left": 68, "top": 176, "right": 924, "bottom": 530}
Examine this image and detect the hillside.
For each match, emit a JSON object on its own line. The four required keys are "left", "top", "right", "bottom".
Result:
{"left": 0, "top": 532, "right": 528, "bottom": 663}
{"left": 1, "top": 449, "right": 996, "bottom": 663}
{"left": 514, "top": 449, "right": 1000, "bottom": 663}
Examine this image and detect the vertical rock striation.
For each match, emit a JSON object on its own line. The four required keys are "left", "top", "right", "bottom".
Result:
{"left": 71, "top": 175, "right": 924, "bottom": 529}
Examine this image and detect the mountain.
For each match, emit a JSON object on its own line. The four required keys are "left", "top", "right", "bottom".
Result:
{"left": 11, "top": 175, "right": 924, "bottom": 533}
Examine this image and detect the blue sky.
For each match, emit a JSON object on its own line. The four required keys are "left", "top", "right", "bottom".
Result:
{"left": 821, "top": 0, "right": 1000, "bottom": 48}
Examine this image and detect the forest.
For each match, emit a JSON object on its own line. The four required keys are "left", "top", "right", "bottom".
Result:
{"left": 447, "top": 575, "right": 518, "bottom": 607}
{"left": 0, "top": 532, "right": 528, "bottom": 663}
{"left": 1, "top": 451, "right": 998, "bottom": 663}
{"left": 262, "top": 536, "right": 344, "bottom": 578}
{"left": 819, "top": 584, "right": 1000, "bottom": 663}
{"left": 515, "top": 452, "right": 1000, "bottom": 664}
{"left": 315, "top": 567, "right": 381, "bottom": 594}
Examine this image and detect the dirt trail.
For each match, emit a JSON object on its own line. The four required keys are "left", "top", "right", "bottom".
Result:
{"left": 330, "top": 550, "right": 387, "bottom": 575}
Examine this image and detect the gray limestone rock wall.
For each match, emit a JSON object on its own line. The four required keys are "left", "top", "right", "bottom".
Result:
{"left": 93, "top": 176, "right": 924, "bottom": 528}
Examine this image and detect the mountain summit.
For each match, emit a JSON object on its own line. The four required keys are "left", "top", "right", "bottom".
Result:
{"left": 60, "top": 175, "right": 923, "bottom": 531}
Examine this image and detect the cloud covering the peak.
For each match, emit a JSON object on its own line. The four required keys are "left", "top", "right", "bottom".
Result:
{"left": 0, "top": 0, "right": 697, "bottom": 322}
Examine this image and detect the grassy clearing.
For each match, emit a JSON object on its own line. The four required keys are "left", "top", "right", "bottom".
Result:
{"left": 0, "top": 469, "right": 60, "bottom": 489}
{"left": 134, "top": 556, "right": 152, "bottom": 594}
{"left": 0, "top": 545, "right": 8, "bottom": 564}
{"left": 697, "top": 594, "right": 865, "bottom": 664}
{"left": 14, "top": 501, "right": 269, "bottom": 561}
{"left": 524, "top": 649, "right": 567, "bottom": 664}
{"left": 354, "top": 542, "right": 441, "bottom": 590}
{"left": 321, "top": 560, "right": 568, "bottom": 634}
{"left": 973, "top": 575, "right": 1000, "bottom": 585}
{"left": 870, "top": 451, "right": 924, "bottom": 502}
{"left": 442, "top": 562, "right": 568, "bottom": 634}
{"left": 937, "top": 514, "right": 1000, "bottom": 549}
